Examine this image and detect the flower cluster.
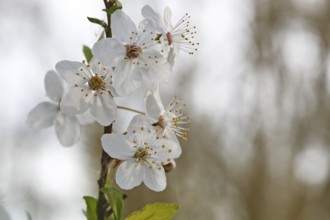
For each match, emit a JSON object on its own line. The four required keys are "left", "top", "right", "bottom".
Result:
{"left": 27, "top": 5, "right": 197, "bottom": 192}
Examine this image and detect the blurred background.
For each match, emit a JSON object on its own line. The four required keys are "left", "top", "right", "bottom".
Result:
{"left": 1, "top": 0, "right": 330, "bottom": 219}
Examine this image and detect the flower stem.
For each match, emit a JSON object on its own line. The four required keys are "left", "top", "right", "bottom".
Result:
{"left": 103, "top": 0, "right": 113, "bottom": 37}
{"left": 117, "top": 105, "right": 145, "bottom": 115}
{"left": 97, "top": 1, "right": 117, "bottom": 219}
{"left": 97, "top": 125, "right": 113, "bottom": 220}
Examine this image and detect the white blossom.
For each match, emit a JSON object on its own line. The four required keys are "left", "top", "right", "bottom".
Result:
{"left": 101, "top": 115, "right": 180, "bottom": 191}
{"left": 26, "top": 70, "right": 80, "bottom": 146}
{"left": 92, "top": 10, "right": 171, "bottom": 96}
{"left": 142, "top": 5, "right": 199, "bottom": 66}
{"left": 55, "top": 59, "right": 117, "bottom": 126}
{"left": 144, "top": 84, "right": 190, "bottom": 157}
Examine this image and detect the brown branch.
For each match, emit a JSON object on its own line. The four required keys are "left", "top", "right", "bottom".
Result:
{"left": 97, "top": 124, "right": 113, "bottom": 220}
{"left": 103, "top": 0, "right": 115, "bottom": 38}
{"left": 96, "top": 0, "right": 115, "bottom": 218}
{"left": 97, "top": 1, "right": 122, "bottom": 219}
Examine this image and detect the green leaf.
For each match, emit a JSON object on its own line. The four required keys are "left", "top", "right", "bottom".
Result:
{"left": 98, "top": 30, "right": 105, "bottom": 41}
{"left": 101, "top": 187, "right": 124, "bottom": 220}
{"left": 83, "top": 196, "right": 98, "bottom": 220}
{"left": 82, "top": 45, "right": 93, "bottom": 63}
{"left": 87, "top": 17, "right": 109, "bottom": 32}
{"left": 125, "top": 203, "right": 180, "bottom": 220}
{"left": 103, "top": 1, "right": 123, "bottom": 15}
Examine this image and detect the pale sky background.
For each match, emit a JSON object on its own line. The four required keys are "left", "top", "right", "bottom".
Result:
{"left": 1, "top": 0, "right": 330, "bottom": 219}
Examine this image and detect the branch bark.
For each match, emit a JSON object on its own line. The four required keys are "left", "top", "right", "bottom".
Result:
{"left": 97, "top": 124, "right": 113, "bottom": 220}
{"left": 103, "top": 0, "right": 115, "bottom": 37}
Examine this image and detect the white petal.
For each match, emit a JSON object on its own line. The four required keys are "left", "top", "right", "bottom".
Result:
{"left": 165, "top": 131, "right": 182, "bottom": 158}
{"left": 140, "top": 52, "right": 171, "bottom": 82}
{"left": 60, "top": 88, "right": 89, "bottom": 115}
{"left": 113, "top": 62, "right": 142, "bottom": 96}
{"left": 89, "top": 58, "right": 102, "bottom": 75}
{"left": 101, "top": 134, "right": 136, "bottom": 160}
{"left": 89, "top": 58, "right": 115, "bottom": 84}
{"left": 167, "top": 47, "right": 179, "bottom": 69}
{"left": 112, "top": 10, "right": 137, "bottom": 43}
{"left": 55, "top": 60, "right": 87, "bottom": 86}
{"left": 44, "top": 70, "right": 64, "bottom": 102}
{"left": 89, "top": 93, "right": 116, "bottom": 126}
{"left": 152, "top": 138, "right": 181, "bottom": 162}
{"left": 26, "top": 102, "right": 57, "bottom": 129}
{"left": 136, "top": 19, "right": 158, "bottom": 44}
{"left": 138, "top": 18, "right": 157, "bottom": 34}
{"left": 127, "top": 115, "right": 154, "bottom": 144}
{"left": 141, "top": 5, "right": 164, "bottom": 32}
{"left": 143, "top": 165, "right": 166, "bottom": 192}
{"left": 143, "top": 50, "right": 167, "bottom": 64}
{"left": 145, "top": 91, "right": 162, "bottom": 120}
{"left": 92, "top": 38, "right": 126, "bottom": 67}
{"left": 142, "top": 5, "right": 160, "bottom": 22}
{"left": 143, "top": 62, "right": 171, "bottom": 82}
{"left": 152, "top": 83, "right": 164, "bottom": 108}
{"left": 116, "top": 160, "right": 143, "bottom": 190}
{"left": 77, "top": 110, "right": 95, "bottom": 125}
{"left": 163, "top": 7, "right": 173, "bottom": 30}
{"left": 55, "top": 113, "right": 80, "bottom": 146}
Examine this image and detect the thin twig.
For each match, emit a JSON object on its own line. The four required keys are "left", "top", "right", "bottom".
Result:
{"left": 117, "top": 105, "right": 145, "bottom": 115}
{"left": 97, "top": 124, "right": 113, "bottom": 220}
{"left": 103, "top": 0, "right": 113, "bottom": 37}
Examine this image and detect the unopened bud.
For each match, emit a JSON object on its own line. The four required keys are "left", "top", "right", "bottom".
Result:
{"left": 163, "top": 161, "right": 176, "bottom": 173}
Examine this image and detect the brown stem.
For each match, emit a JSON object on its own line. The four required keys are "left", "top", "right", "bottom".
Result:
{"left": 103, "top": 0, "right": 115, "bottom": 38}
{"left": 97, "top": 124, "right": 113, "bottom": 220}
{"left": 97, "top": 1, "right": 120, "bottom": 219}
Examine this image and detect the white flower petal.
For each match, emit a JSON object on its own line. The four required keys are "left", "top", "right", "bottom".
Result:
{"left": 26, "top": 102, "right": 57, "bottom": 129}
{"left": 112, "top": 10, "right": 137, "bottom": 43}
{"left": 89, "top": 58, "right": 102, "bottom": 75}
{"left": 60, "top": 88, "right": 89, "bottom": 115}
{"left": 101, "top": 134, "right": 136, "bottom": 160}
{"left": 164, "top": 7, "right": 173, "bottom": 30}
{"left": 137, "top": 19, "right": 158, "bottom": 44}
{"left": 89, "top": 93, "right": 116, "bottom": 126}
{"left": 151, "top": 139, "right": 181, "bottom": 162}
{"left": 138, "top": 18, "right": 156, "bottom": 32}
{"left": 92, "top": 38, "right": 126, "bottom": 67}
{"left": 140, "top": 51, "right": 171, "bottom": 82}
{"left": 116, "top": 160, "right": 143, "bottom": 190}
{"left": 143, "top": 50, "right": 168, "bottom": 64}
{"left": 44, "top": 70, "right": 64, "bottom": 102}
{"left": 55, "top": 60, "right": 86, "bottom": 86}
{"left": 141, "top": 5, "right": 164, "bottom": 32}
{"left": 167, "top": 47, "right": 179, "bottom": 69}
{"left": 152, "top": 83, "right": 163, "bottom": 108}
{"left": 165, "top": 131, "right": 182, "bottom": 158}
{"left": 89, "top": 59, "right": 115, "bottom": 86}
{"left": 113, "top": 62, "right": 142, "bottom": 96}
{"left": 127, "top": 115, "right": 154, "bottom": 144}
{"left": 145, "top": 91, "right": 162, "bottom": 121}
{"left": 143, "top": 61, "right": 171, "bottom": 82}
{"left": 77, "top": 110, "right": 95, "bottom": 125}
{"left": 143, "top": 165, "right": 166, "bottom": 192}
{"left": 55, "top": 113, "right": 80, "bottom": 146}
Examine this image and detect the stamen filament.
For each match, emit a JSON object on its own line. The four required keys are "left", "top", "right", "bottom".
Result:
{"left": 117, "top": 105, "right": 145, "bottom": 115}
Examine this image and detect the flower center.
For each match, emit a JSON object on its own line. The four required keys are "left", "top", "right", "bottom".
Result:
{"left": 166, "top": 32, "right": 173, "bottom": 46}
{"left": 171, "top": 116, "right": 181, "bottom": 126}
{"left": 134, "top": 147, "right": 149, "bottom": 163}
{"left": 88, "top": 75, "right": 105, "bottom": 91}
{"left": 158, "top": 115, "right": 167, "bottom": 129}
{"left": 125, "top": 44, "right": 142, "bottom": 59}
